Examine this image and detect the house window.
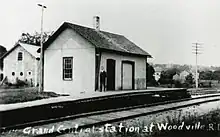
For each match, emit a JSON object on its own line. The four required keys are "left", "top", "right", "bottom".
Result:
{"left": 18, "top": 52, "right": 23, "bottom": 61}
{"left": 28, "top": 71, "right": 32, "bottom": 75}
{"left": 63, "top": 57, "right": 73, "bottom": 80}
{"left": 20, "top": 72, "right": 23, "bottom": 76}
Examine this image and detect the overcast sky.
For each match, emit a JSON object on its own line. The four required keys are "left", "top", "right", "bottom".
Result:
{"left": 1, "top": 0, "right": 220, "bottom": 66}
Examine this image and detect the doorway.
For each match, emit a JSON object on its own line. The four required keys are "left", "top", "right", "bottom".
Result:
{"left": 122, "top": 61, "right": 134, "bottom": 90}
{"left": 106, "top": 59, "right": 116, "bottom": 90}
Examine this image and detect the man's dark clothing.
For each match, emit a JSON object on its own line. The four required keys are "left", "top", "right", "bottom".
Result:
{"left": 100, "top": 71, "right": 107, "bottom": 92}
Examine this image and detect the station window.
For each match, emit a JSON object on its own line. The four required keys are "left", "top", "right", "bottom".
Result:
{"left": 12, "top": 72, "right": 15, "bottom": 76}
{"left": 63, "top": 57, "right": 73, "bottom": 80}
{"left": 20, "top": 72, "right": 23, "bottom": 76}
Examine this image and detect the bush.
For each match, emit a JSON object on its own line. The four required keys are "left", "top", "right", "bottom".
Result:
{"left": 174, "top": 80, "right": 183, "bottom": 88}
{"left": 14, "top": 78, "right": 28, "bottom": 88}
{"left": 5, "top": 82, "right": 12, "bottom": 86}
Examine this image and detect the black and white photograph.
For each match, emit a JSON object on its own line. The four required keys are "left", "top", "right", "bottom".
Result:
{"left": 1, "top": 0, "right": 220, "bottom": 137}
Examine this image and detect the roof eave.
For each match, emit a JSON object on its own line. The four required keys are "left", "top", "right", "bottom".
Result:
{"left": 0, "top": 43, "right": 20, "bottom": 60}
{"left": 98, "top": 47, "right": 152, "bottom": 58}
{"left": 147, "top": 55, "right": 153, "bottom": 58}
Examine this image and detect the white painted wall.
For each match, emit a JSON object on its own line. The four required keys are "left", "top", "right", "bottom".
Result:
{"left": 100, "top": 52, "right": 147, "bottom": 90}
{"left": 44, "top": 28, "right": 96, "bottom": 95}
{"left": 3, "top": 46, "right": 39, "bottom": 86}
{"left": 122, "top": 63, "right": 133, "bottom": 89}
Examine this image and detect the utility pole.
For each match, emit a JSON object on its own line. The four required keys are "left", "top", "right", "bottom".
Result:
{"left": 38, "top": 4, "right": 47, "bottom": 92}
{"left": 192, "top": 42, "right": 202, "bottom": 91}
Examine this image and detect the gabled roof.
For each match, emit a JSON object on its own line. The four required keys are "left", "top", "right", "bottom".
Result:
{"left": 20, "top": 43, "right": 40, "bottom": 58}
{"left": 43, "top": 22, "right": 152, "bottom": 57}
{"left": 1, "top": 42, "right": 40, "bottom": 59}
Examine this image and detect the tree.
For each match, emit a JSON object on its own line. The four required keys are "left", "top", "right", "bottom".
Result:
{"left": 18, "top": 31, "right": 53, "bottom": 46}
{"left": 146, "top": 63, "right": 157, "bottom": 86}
{"left": 199, "top": 71, "right": 214, "bottom": 80}
{"left": 173, "top": 80, "right": 182, "bottom": 88}
{"left": 212, "top": 70, "right": 220, "bottom": 80}
{"left": 184, "top": 73, "right": 194, "bottom": 88}
{"left": 0, "top": 45, "right": 7, "bottom": 69}
{"left": 0, "top": 46, "right": 7, "bottom": 57}
{"left": 158, "top": 68, "right": 181, "bottom": 85}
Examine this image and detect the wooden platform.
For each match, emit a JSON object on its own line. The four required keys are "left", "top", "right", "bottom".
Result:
{"left": 0, "top": 87, "right": 188, "bottom": 111}
{"left": 0, "top": 87, "right": 189, "bottom": 129}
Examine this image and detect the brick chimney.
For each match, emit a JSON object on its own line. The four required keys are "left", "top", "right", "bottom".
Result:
{"left": 93, "top": 16, "right": 100, "bottom": 31}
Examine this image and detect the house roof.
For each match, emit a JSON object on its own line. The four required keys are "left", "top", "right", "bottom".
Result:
{"left": 43, "top": 22, "right": 152, "bottom": 57}
{"left": 154, "top": 66, "right": 163, "bottom": 72}
{"left": 20, "top": 43, "right": 40, "bottom": 58}
{"left": 1, "top": 42, "right": 40, "bottom": 59}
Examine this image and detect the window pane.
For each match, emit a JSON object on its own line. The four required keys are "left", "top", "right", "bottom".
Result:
{"left": 66, "top": 64, "right": 71, "bottom": 69}
{"left": 64, "top": 74, "right": 70, "bottom": 78}
{"left": 64, "top": 73, "right": 72, "bottom": 79}
{"left": 64, "top": 69, "right": 71, "bottom": 74}
{"left": 66, "top": 59, "right": 71, "bottom": 64}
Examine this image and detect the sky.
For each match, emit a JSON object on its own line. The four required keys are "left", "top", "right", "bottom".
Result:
{"left": 1, "top": 0, "right": 220, "bottom": 66}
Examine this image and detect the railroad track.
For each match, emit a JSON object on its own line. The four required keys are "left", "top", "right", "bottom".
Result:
{"left": 1, "top": 93, "right": 220, "bottom": 137}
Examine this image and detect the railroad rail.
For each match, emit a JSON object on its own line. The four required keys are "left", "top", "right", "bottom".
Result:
{"left": 1, "top": 93, "right": 220, "bottom": 137}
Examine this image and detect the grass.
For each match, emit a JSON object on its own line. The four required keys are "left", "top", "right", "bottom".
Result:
{"left": 188, "top": 88, "right": 220, "bottom": 95}
{"left": 81, "top": 108, "right": 220, "bottom": 137}
{"left": 151, "top": 109, "right": 220, "bottom": 137}
{"left": 0, "top": 88, "right": 62, "bottom": 104}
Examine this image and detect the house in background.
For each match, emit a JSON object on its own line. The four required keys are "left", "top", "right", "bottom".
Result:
{"left": 172, "top": 73, "right": 180, "bottom": 82}
{"left": 172, "top": 70, "right": 190, "bottom": 83}
{"left": 42, "top": 16, "right": 152, "bottom": 94}
{"left": 154, "top": 66, "right": 162, "bottom": 81}
{"left": 1, "top": 42, "right": 40, "bottom": 86}
{"left": 178, "top": 70, "right": 190, "bottom": 83}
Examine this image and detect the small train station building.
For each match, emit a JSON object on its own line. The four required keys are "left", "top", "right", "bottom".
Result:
{"left": 42, "top": 17, "right": 152, "bottom": 94}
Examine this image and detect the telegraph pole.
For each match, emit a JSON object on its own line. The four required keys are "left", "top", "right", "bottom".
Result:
{"left": 38, "top": 4, "right": 47, "bottom": 92}
{"left": 192, "top": 42, "right": 202, "bottom": 91}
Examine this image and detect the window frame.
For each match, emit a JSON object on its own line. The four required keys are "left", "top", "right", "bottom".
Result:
{"left": 17, "top": 52, "right": 23, "bottom": 61}
{"left": 63, "top": 57, "right": 73, "bottom": 81}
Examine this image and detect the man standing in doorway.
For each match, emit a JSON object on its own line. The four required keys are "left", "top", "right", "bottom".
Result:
{"left": 100, "top": 66, "right": 107, "bottom": 92}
